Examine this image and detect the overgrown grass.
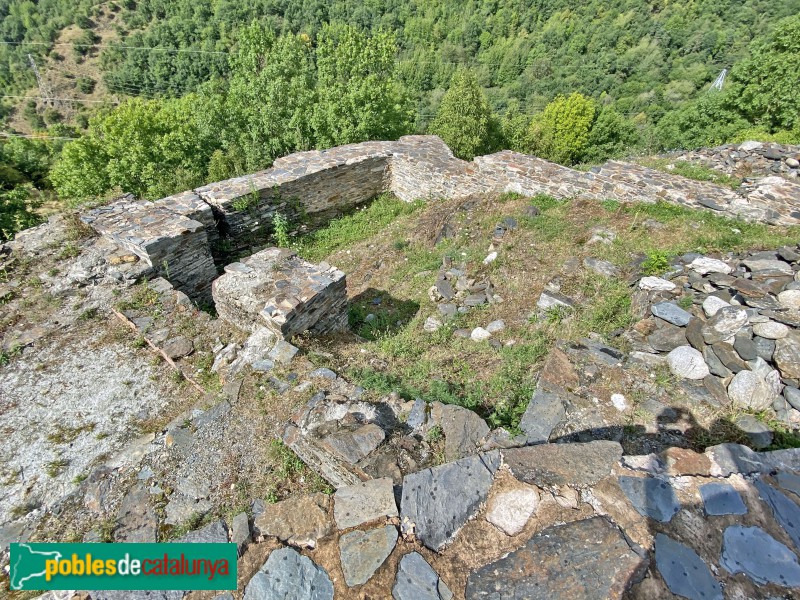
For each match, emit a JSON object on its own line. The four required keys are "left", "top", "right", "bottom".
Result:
{"left": 638, "top": 159, "right": 741, "bottom": 189}
{"left": 116, "top": 282, "right": 161, "bottom": 312}
{"left": 622, "top": 201, "right": 800, "bottom": 255}
{"left": 295, "top": 194, "right": 423, "bottom": 261}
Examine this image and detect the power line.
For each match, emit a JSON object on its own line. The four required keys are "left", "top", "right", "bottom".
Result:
{"left": 0, "top": 40, "right": 228, "bottom": 55}
{"left": 1, "top": 94, "right": 120, "bottom": 104}
{"left": 1, "top": 132, "right": 80, "bottom": 140}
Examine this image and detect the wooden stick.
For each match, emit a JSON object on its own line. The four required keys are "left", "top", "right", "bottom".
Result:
{"left": 111, "top": 308, "right": 207, "bottom": 395}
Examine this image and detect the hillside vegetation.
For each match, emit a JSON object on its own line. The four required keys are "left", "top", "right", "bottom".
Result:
{"left": 1, "top": 0, "right": 799, "bottom": 240}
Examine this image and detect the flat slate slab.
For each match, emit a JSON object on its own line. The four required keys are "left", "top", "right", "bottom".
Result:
{"left": 518, "top": 387, "right": 566, "bottom": 444}
{"left": 720, "top": 525, "right": 800, "bottom": 586}
{"left": 243, "top": 546, "right": 334, "bottom": 600}
{"left": 755, "top": 480, "right": 800, "bottom": 550}
{"left": 699, "top": 482, "right": 747, "bottom": 516}
{"left": 339, "top": 525, "right": 397, "bottom": 587}
{"left": 400, "top": 453, "right": 498, "bottom": 551}
{"left": 392, "top": 552, "right": 453, "bottom": 600}
{"left": 651, "top": 302, "right": 692, "bottom": 326}
{"left": 777, "top": 471, "right": 800, "bottom": 497}
{"left": 172, "top": 519, "right": 228, "bottom": 544}
{"left": 618, "top": 476, "right": 681, "bottom": 522}
{"left": 502, "top": 441, "right": 622, "bottom": 487}
{"left": 465, "top": 517, "right": 643, "bottom": 599}
{"left": 655, "top": 533, "right": 722, "bottom": 600}
{"left": 334, "top": 477, "right": 398, "bottom": 529}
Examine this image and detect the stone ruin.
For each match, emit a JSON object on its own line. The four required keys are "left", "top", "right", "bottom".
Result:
{"left": 212, "top": 248, "right": 348, "bottom": 340}
{"left": 5, "top": 137, "right": 800, "bottom": 599}
{"left": 81, "top": 136, "right": 800, "bottom": 310}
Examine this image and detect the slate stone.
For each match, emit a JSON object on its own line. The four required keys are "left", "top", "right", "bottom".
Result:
{"left": 435, "top": 278, "right": 455, "bottom": 300}
{"left": 775, "top": 333, "right": 800, "bottom": 379}
{"left": 437, "top": 303, "right": 457, "bottom": 320}
{"left": 733, "top": 414, "right": 773, "bottom": 448}
{"left": 268, "top": 340, "right": 299, "bottom": 364}
{"left": 731, "top": 278, "right": 769, "bottom": 298}
{"left": 502, "top": 441, "right": 622, "bottom": 487}
{"left": 651, "top": 302, "right": 692, "bottom": 326}
{"left": 655, "top": 533, "right": 722, "bottom": 600}
{"left": 392, "top": 552, "right": 452, "bottom": 600}
{"left": 755, "top": 480, "right": 800, "bottom": 550}
{"left": 537, "top": 290, "right": 575, "bottom": 310}
{"left": 319, "top": 423, "right": 385, "bottom": 464}
{"left": 777, "top": 472, "right": 800, "bottom": 497}
{"left": 162, "top": 336, "right": 194, "bottom": 359}
{"left": 173, "top": 519, "right": 228, "bottom": 544}
{"left": 334, "top": 478, "right": 398, "bottom": 530}
{"left": 244, "top": 546, "right": 334, "bottom": 600}
{"left": 753, "top": 335, "right": 776, "bottom": 362}
{"left": 699, "top": 482, "right": 747, "bottom": 515}
{"left": 114, "top": 484, "right": 158, "bottom": 542}
{"left": 618, "top": 476, "right": 681, "bottom": 522}
{"left": 785, "top": 386, "right": 800, "bottom": 411}
{"left": 702, "top": 306, "right": 748, "bottom": 344}
{"left": 434, "top": 403, "right": 490, "bottom": 460}
{"left": 253, "top": 493, "right": 332, "bottom": 548}
{"left": 742, "top": 258, "right": 793, "bottom": 277}
{"left": 231, "top": 512, "right": 251, "bottom": 554}
{"left": 711, "top": 343, "right": 748, "bottom": 373}
{"left": 465, "top": 517, "right": 643, "bottom": 600}
{"left": 702, "top": 345, "right": 732, "bottom": 378}
{"left": 703, "top": 375, "right": 730, "bottom": 405}
{"left": 407, "top": 399, "right": 427, "bottom": 429}
{"left": 648, "top": 324, "right": 688, "bottom": 352}
{"left": 339, "top": 525, "right": 397, "bottom": 587}
{"left": 685, "top": 317, "right": 705, "bottom": 350}
{"left": 400, "top": 453, "right": 498, "bottom": 551}
{"left": 720, "top": 525, "right": 800, "bottom": 586}
{"left": 310, "top": 367, "right": 337, "bottom": 380}
{"left": 584, "top": 257, "right": 620, "bottom": 278}
{"left": 518, "top": 386, "right": 566, "bottom": 444}
{"left": 733, "top": 333, "right": 758, "bottom": 361}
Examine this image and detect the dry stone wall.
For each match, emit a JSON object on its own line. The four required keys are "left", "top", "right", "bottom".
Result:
{"left": 81, "top": 137, "right": 800, "bottom": 301}
{"left": 664, "top": 141, "right": 800, "bottom": 179}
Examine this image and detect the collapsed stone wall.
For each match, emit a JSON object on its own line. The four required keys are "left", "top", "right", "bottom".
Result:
{"left": 663, "top": 141, "right": 800, "bottom": 179}
{"left": 81, "top": 137, "right": 800, "bottom": 301}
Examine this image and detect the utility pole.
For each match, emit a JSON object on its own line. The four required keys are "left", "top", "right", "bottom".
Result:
{"left": 27, "top": 53, "right": 54, "bottom": 106}
{"left": 709, "top": 68, "right": 727, "bottom": 92}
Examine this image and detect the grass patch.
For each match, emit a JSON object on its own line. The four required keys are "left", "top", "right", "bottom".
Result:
{"left": 295, "top": 194, "right": 423, "bottom": 261}
{"left": 116, "top": 282, "right": 161, "bottom": 312}
{"left": 638, "top": 159, "right": 741, "bottom": 189}
{"left": 622, "top": 201, "right": 800, "bottom": 254}
{"left": 47, "top": 422, "right": 96, "bottom": 444}
{"left": 45, "top": 458, "right": 70, "bottom": 477}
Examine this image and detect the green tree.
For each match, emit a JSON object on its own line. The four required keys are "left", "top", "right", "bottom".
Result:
{"left": 312, "top": 23, "right": 412, "bottom": 147}
{"left": 203, "top": 23, "right": 317, "bottom": 173}
{"left": 0, "top": 185, "right": 41, "bottom": 242}
{"left": 429, "top": 69, "right": 492, "bottom": 160}
{"left": 525, "top": 93, "right": 597, "bottom": 164}
{"left": 730, "top": 15, "right": 800, "bottom": 132}
{"left": 583, "top": 105, "right": 640, "bottom": 162}
{"left": 51, "top": 95, "right": 216, "bottom": 202}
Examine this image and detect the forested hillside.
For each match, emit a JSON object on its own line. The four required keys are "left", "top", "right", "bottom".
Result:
{"left": 1, "top": 0, "right": 799, "bottom": 240}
